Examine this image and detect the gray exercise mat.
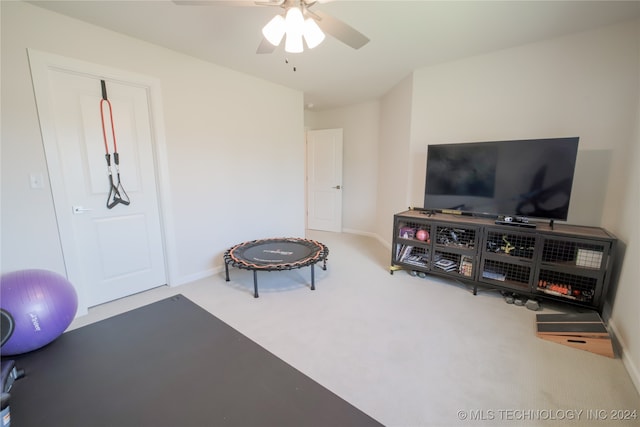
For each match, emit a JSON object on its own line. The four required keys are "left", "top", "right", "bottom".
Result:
{"left": 8, "top": 295, "right": 382, "bottom": 427}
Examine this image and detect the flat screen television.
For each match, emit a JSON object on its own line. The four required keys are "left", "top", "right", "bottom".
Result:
{"left": 423, "top": 137, "right": 579, "bottom": 221}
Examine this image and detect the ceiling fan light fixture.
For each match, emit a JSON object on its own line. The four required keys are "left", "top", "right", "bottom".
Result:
{"left": 262, "top": 14, "right": 286, "bottom": 46}
{"left": 261, "top": 5, "right": 326, "bottom": 53}
{"left": 285, "top": 32, "right": 304, "bottom": 53}
{"left": 303, "top": 17, "right": 325, "bottom": 49}
{"left": 284, "top": 6, "right": 305, "bottom": 34}
{"left": 284, "top": 7, "right": 305, "bottom": 53}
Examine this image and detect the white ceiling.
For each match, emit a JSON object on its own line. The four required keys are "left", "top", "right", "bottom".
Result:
{"left": 28, "top": 0, "right": 640, "bottom": 110}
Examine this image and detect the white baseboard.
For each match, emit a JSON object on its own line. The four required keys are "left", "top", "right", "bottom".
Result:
{"left": 607, "top": 318, "right": 640, "bottom": 395}
{"left": 341, "top": 228, "right": 391, "bottom": 249}
{"left": 341, "top": 228, "right": 376, "bottom": 239}
{"left": 171, "top": 267, "right": 221, "bottom": 287}
{"left": 172, "top": 229, "right": 386, "bottom": 288}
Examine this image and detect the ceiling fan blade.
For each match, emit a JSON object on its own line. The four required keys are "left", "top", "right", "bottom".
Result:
{"left": 313, "top": 10, "right": 369, "bottom": 50}
{"left": 256, "top": 37, "right": 278, "bottom": 54}
{"left": 255, "top": 0, "right": 285, "bottom": 6}
{"left": 172, "top": 1, "right": 261, "bottom": 6}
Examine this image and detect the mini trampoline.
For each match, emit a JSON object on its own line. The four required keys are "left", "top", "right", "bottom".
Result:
{"left": 224, "top": 238, "right": 329, "bottom": 298}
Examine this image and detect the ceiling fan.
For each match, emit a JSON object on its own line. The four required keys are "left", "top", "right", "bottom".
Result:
{"left": 173, "top": 0, "right": 370, "bottom": 54}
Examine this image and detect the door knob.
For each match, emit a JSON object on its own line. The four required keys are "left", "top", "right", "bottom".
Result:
{"left": 333, "top": 185, "right": 341, "bottom": 189}
{"left": 72, "top": 206, "right": 93, "bottom": 214}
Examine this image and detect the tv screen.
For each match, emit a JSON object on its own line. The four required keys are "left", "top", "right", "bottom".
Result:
{"left": 424, "top": 137, "right": 579, "bottom": 221}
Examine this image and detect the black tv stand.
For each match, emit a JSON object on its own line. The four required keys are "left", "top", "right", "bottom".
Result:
{"left": 390, "top": 209, "right": 617, "bottom": 313}
{"left": 494, "top": 218, "right": 557, "bottom": 230}
{"left": 416, "top": 208, "right": 438, "bottom": 216}
{"left": 495, "top": 219, "right": 537, "bottom": 229}
{"left": 495, "top": 216, "right": 536, "bottom": 228}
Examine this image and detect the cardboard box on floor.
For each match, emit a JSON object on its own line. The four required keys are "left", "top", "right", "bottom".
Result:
{"left": 536, "top": 312, "right": 614, "bottom": 358}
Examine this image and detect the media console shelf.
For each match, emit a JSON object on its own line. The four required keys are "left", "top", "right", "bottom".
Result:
{"left": 391, "top": 209, "right": 617, "bottom": 312}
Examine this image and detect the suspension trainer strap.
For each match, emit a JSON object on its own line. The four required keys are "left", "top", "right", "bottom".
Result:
{"left": 100, "top": 80, "right": 130, "bottom": 208}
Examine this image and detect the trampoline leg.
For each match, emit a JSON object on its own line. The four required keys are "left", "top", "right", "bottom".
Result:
{"left": 224, "top": 262, "right": 230, "bottom": 282}
{"left": 311, "top": 264, "right": 315, "bottom": 291}
{"left": 253, "top": 270, "right": 259, "bottom": 298}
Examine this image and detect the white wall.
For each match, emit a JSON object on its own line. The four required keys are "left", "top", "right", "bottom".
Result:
{"left": 304, "top": 102, "right": 380, "bottom": 235}
{"left": 306, "top": 25, "right": 640, "bottom": 392}
{"left": 609, "top": 102, "right": 640, "bottom": 394}
{"left": 409, "top": 20, "right": 639, "bottom": 228}
{"left": 1, "top": 2, "right": 305, "bottom": 286}
{"left": 375, "top": 75, "right": 414, "bottom": 243}
{"left": 406, "top": 19, "right": 640, "bottom": 393}
{"left": 607, "top": 31, "right": 640, "bottom": 393}
{"left": 304, "top": 75, "right": 415, "bottom": 244}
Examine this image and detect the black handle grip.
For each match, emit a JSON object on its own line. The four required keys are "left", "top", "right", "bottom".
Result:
{"left": 101, "top": 80, "right": 107, "bottom": 100}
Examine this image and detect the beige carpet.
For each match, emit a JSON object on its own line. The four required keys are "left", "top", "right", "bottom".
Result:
{"left": 70, "top": 230, "right": 640, "bottom": 426}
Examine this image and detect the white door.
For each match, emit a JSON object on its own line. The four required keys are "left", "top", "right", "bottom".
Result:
{"left": 306, "top": 129, "right": 343, "bottom": 232}
{"left": 29, "top": 52, "right": 166, "bottom": 310}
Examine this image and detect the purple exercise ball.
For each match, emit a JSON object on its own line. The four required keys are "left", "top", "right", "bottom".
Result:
{"left": 1, "top": 269, "right": 78, "bottom": 356}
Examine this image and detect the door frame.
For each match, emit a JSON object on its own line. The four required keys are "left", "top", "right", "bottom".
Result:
{"left": 305, "top": 128, "right": 343, "bottom": 232}
{"left": 28, "top": 49, "right": 178, "bottom": 315}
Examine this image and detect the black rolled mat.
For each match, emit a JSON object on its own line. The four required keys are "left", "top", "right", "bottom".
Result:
{"left": 6, "top": 295, "right": 383, "bottom": 427}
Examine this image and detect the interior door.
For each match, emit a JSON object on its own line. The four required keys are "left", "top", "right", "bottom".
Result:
{"left": 306, "top": 129, "right": 343, "bottom": 232}
{"left": 30, "top": 55, "right": 166, "bottom": 309}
